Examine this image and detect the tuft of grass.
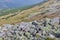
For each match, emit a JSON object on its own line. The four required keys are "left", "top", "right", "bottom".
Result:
{"left": 45, "top": 37, "right": 55, "bottom": 40}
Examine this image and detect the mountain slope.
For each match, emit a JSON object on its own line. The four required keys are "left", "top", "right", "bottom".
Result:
{"left": 0, "top": 0, "right": 47, "bottom": 16}
{"left": 0, "top": 0, "right": 60, "bottom": 25}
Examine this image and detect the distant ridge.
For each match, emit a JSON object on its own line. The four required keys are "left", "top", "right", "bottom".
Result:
{"left": 0, "top": 0, "right": 47, "bottom": 16}
{"left": 0, "top": 0, "right": 46, "bottom": 9}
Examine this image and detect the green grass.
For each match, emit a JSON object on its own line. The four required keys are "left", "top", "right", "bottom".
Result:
{"left": 45, "top": 37, "right": 55, "bottom": 40}
{"left": 0, "top": 5, "right": 35, "bottom": 16}
{"left": 0, "top": 1, "right": 47, "bottom": 16}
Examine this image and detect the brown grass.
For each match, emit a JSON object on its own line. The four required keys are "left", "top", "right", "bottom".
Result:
{"left": 0, "top": 0, "right": 60, "bottom": 25}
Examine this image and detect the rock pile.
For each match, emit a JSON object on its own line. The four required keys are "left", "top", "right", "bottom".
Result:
{"left": 0, "top": 17, "right": 60, "bottom": 40}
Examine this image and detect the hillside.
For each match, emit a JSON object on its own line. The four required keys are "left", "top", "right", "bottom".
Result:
{"left": 0, "top": 0, "right": 60, "bottom": 25}
{"left": 0, "top": 0, "right": 60, "bottom": 40}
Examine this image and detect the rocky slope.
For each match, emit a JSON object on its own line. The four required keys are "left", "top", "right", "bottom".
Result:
{"left": 0, "top": 0, "right": 60, "bottom": 40}
{"left": 0, "top": 17, "right": 60, "bottom": 40}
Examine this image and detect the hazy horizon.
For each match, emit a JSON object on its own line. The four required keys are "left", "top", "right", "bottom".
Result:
{"left": 0, "top": 0, "right": 46, "bottom": 8}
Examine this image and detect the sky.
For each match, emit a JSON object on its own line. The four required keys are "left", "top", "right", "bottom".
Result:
{"left": 0, "top": 0, "right": 46, "bottom": 8}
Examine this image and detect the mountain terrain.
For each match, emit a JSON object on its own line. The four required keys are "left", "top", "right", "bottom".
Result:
{"left": 0, "top": 0, "right": 60, "bottom": 25}
{"left": 0, "top": 0, "right": 60, "bottom": 40}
